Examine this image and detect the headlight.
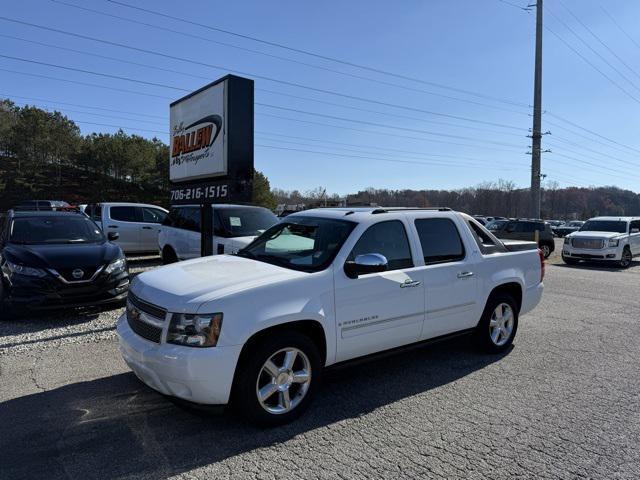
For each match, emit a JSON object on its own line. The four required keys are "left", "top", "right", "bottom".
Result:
{"left": 105, "top": 257, "right": 127, "bottom": 275}
{"left": 167, "top": 312, "right": 223, "bottom": 347}
{"left": 5, "top": 260, "right": 47, "bottom": 278}
{"left": 564, "top": 237, "right": 570, "bottom": 245}
{"left": 608, "top": 239, "right": 619, "bottom": 247}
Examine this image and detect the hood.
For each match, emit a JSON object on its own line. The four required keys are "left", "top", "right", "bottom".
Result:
{"left": 567, "top": 231, "right": 624, "bottom": 239}
{"left": 132, "top": 254, "right": 306, "bottom": 312}
{"left": 4, "top": 241, "right": 122, "bottom": 270}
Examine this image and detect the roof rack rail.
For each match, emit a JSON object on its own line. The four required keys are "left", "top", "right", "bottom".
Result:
{"left": 371, "top": 207, "right": 452, "bottom": 214}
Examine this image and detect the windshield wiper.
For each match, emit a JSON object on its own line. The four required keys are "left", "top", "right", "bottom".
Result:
{"left": 236, "top": 249, "right": 256, "bottom": 259}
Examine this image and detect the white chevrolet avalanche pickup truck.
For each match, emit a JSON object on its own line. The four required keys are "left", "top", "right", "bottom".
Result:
{"left": 562, "top": 216, "right": 640, "bottom": 268}
{"left": 118, "top": 207, "right": 544, "bottom": 425}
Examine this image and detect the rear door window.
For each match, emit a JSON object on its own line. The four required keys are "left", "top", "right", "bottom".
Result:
{"left": 349, "top": 220, "right": 413, "bottom": 271}
{"left": 415, "top": 218, "right": 465, "bottom": 265}
{"left": 110, "top": 206, "right": 138, "bottom": 222}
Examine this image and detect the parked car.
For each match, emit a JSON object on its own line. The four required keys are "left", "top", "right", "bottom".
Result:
{"left": 485, "top": 219, "right": 508, "bottom": 232}
{"left": 13, "top": 200, "right": 70, "bottom": 211}
{"left": 85, "top": 202, "right": 168, "bottom": 254}
{"left": 489, "top": 219, "right": 555, "bottom": 258}
{"left": 562, "top": 216, "right": 640, "bottom": 268}
{"left": 158, "top": 204, "right": 279, "bottom": 263}
{"left": 553, "top": 221, "right": 584, "bottom": 237}
{"left": 0, "top": 210, "right": 129, "bottom": 317}
{"left": 546, "top": 220, "right": 565, "bottom": 228}
{"left": 118, "top": 207, "right": 544, "bottom": 425}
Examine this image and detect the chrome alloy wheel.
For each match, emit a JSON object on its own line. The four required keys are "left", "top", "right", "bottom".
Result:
{"left": 541, "top": 244, "right": 550, "bottom": 258}
{"left": 489, "top": 303, "right": 514, "bottom": 346}
{"left": 256, "top": 348, "right": 312, "bottom": 415}
{"left": 621, "top": 249, "right": 632, "bottom": 268}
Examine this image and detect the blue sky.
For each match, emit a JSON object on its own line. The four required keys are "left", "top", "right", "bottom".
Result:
{"left": 2, "top": 0, "right": 640, "bottom": 194}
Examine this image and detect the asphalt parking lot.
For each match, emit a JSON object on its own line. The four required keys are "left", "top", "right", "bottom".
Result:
{"left": 1, "top": 253, "right": 640, "bottom": 479}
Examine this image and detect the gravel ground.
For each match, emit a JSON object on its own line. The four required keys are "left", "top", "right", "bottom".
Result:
{"left": 2, "top": 258, "right": 640, "bottom": 479}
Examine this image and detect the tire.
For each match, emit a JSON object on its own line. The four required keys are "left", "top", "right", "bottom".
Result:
{"left": 540, "top": 243, "right": 552, "bottom": 259}
{"left": 562, "top": 255, "right": 580, "bottom": 265}
{"left": 619, "top": 247, "right": 632, "bottom": 269}
{"left": 475, "top": 293, "right": 519, "bottom": 353}
{"left": 232, "top": 330, "right": 322, "bottom": 427}
{"left": 161, "top": 246, "right": 178, "bottom": 265}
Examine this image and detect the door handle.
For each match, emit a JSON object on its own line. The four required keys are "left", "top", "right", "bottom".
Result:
{"left": 400, "top": 279, "right": 421, "bottom": 288}
{"left": 142, "top": 226, "right": 153, "bottom": 230}
{"left": 457, "top": 271, "right": 474, "bottom": 278}
{"left": 108, "top": 225, "right": 118, "bottom": 229}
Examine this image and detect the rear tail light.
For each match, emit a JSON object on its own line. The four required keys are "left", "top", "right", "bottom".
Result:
{"left": 538, "top": 248, "right": 545, "bottom": 282}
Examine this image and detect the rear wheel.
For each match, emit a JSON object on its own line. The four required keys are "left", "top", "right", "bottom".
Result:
{"left": 475, "top": 293, "right": 518, "bottom": 353}
{"left": 162, "top": 246, "right": 178, "bottom": 265}
{"left": 540, "top": 244, "right": 551, "bottom": 259}
{"left": 619, "top": 247, "right": 632, "bottom": 269}
{"left": 232, "top": 331, "right": 321, "bottom": 427}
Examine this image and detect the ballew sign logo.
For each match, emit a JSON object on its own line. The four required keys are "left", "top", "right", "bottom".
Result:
{"left": 171, "top": 115, "right": 222, "bottom": 167}
{"left": 170, "top": 80, "right": 226, "bottom": 182}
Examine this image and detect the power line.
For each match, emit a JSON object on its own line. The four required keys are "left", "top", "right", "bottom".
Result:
{"left": 255, "top": 133, "right": 526, "bottom": 168}
{"left": 256, "top": 112, "right": 524, "bottom": 153}
{"left": 48, "top": 0, "right": 530, "bottom": 113}
{"left": 544, "top": 25, "right": 640, "bottom": 104}
{"left": 0, "top": 92, "right": 166, "bottom": 119}
{"left": 549, "top": 135, "right": 640, "bottom": 168}
{"left": 544, "top": 118, "right": 640, "bottom": 157}
{"left": 495, "top": 0, "right": 532, "bottom": 12}
{"left": 545, "top": 7, "right": 640, "bottom": 99}
{"left": 255, "top": 144, "right": 521, "bottom": 172}
{"left": 0, "top": 58, "right": 526, "bottom": 149}
{"left": 100, "top": 0, "right": 529, "bottom": 108}
{"left": 255, "top": 103, "right": 524, "bottom": 148}
{"left": 0, "top": 67, "right": 172, "bottom": 99}
{"left": 600, "top": 6, "right": 640, "bottom": 51}
{"left": 0, "top": 54, "right": 190, "bottom": 92}
{"left": 0, "top": 34, "right": 526, "bottom": 134}
{"left": 557, "top": 0, "right": 640, "bottom": 83}
{"left": 0, "top": 16, "right": 531, "bottom": 127}
{"left": 546, "top": 111, "right": 640, "bottom": 154}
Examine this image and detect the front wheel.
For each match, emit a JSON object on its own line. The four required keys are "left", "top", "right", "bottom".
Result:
{"left": 232, "top": 331, "right": 321, "bottom": 427}
{"left": 475, "top": 294, "right": 519, "bottom": 353}
{"left": 619, "top": 247, "right": 632, "bottom": 269}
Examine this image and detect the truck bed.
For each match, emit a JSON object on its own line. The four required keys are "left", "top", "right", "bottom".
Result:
{"left": 501, "top": 240, "right": 539, "bottom": 252}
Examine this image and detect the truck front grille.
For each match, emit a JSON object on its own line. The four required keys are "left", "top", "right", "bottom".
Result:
{"left": 126, "top": 293, "right": 166, "bottom": 343}
{"left": 572, "top": 238, "right": 604, "bottom": 249}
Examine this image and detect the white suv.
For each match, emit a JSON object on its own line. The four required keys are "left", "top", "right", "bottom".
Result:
{"left": 562, "top": 216, "right": 640, "bottom": 268}
{"left": 158, "top": 204, "right": 279, "bottom": 263}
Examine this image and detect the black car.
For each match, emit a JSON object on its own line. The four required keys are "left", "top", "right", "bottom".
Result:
{"left": 490, "top": 219, "right": 555, "bottom": 258}
{"left": 0, "top": 210, "right": 129, "bottom": 316}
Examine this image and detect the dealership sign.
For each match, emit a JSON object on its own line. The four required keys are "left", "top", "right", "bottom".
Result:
{"left": 169, "top": 75, "right": 254, "bottom": 204}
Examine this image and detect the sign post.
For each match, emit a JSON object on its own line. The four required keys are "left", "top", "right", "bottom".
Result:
{"left": 169, "top": 75, "right": 254, "bottom": 257}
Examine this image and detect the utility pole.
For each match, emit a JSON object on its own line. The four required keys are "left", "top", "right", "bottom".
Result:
{"left": 530, "top": 0, "right": 543, "bottom": 219}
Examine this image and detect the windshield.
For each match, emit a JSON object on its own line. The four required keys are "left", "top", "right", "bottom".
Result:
{"left": 10, "top": 216, "right": 105, "bottom": 244}
{"left": 237, "top": 216, "right": 356, "bottom": 272}
{"left": 580, "top": 220, "right": 627, "bottom": 233}
{"left": 217, "top": 207, "right": 279, "bottom": 238}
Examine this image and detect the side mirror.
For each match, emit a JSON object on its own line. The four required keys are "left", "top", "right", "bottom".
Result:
{"left": 631, "top": 228, "right": 639, "bottom": 234}
{"left": 107, "top": 232, "right": 120, "bottom": 241}
{"left": 344, "top": 253, "right": 388, "bottom": 279}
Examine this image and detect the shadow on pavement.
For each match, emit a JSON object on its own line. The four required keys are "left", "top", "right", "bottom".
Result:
{"left": 0, "top": 336, "right": 508, "bottom": 480}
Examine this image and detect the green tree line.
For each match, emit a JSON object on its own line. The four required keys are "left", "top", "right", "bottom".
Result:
{"left": 0, "top": 100, "right": 277, "bottom": 209}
